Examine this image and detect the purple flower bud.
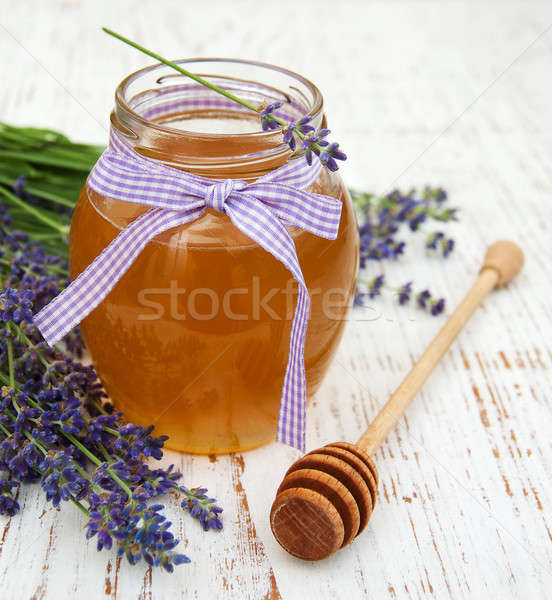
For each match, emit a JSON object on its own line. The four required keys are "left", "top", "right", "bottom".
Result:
{"left": 398, "top": 281, "right": 412, "bottom": 305}
{"left": 416, "top": 289, "right": 431, "bottom": 308}
{"left": 430, "top": 298, "right": 445, "bottom": 315}
{"left": 368, "top": 274, "right": 385, "bottom": 298}
{"left": 320, "top": 153, "right": 338, "bottom": 172}
{"left": 442, "top": 238, "right": 455, "bottom": 258}
{"left": 265, "top": 101, "right": 282, "bottom": 113}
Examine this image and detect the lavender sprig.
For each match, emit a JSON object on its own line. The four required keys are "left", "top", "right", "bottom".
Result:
{"left": 0, "top": 477, "right": 19, "bottom": 516}
{"left": 352, "top": 186, "right": 457, "bottom": 267}
{"left": 355, "top": 274, "right": 446, "bottom": 316}
{"left": 102, "top": 28, "right": 346, "bottom": 172}
{"left": 180, "top": 486, "right": 223, "bottom": 532}
{"left": 353, "top": 186, "right": 456, "bottom": 316}
{"left": 417, "top": 289, "right": 446, "bottom": 315}
{"left": 426, "top": 231, "right": 455, "bottom": 258}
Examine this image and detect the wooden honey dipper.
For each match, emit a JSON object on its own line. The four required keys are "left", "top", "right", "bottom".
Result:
{"left": 270, "top": 240, "right": 524, "bottom": 561}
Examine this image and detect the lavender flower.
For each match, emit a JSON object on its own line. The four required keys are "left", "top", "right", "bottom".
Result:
{"left": 0, "top": 478, "right": 20, "bottom": 516}
{"left": 302, "top": 133, "right": 319, "bottom": 166}
{"left": 423, "top": 185, "right": 448, "bottom": 204}
{"left": 352, "top": 186, "right": 457, "bottom": 317}
{"left": 12, "top": 175, "right": 26, "bottom": 198}
{"left": 320, "top": 142, "right": 347, "bottom": 172}
{"left": 398, "top": 282, "right": 412, "bottom": 305}
{"left": 426, "top": 231, "right": 455, "bottom": 258}
{"left": 430, "top": 298, "right": 445, "bottom": 315}
{"left": 0, "top": 288, "right": 35, "bottom": 325}
{"left": 443, "top": 238, "right": 455, "bottom": 258}
{"left": 259, "top": 102, "right": 282, "bottom": 131}
{"left": 282, "top": 116, "right": 314, "bottom": 152}
{"left": 416, "top": 289, "right": 431, "bottom": 308}
{"left": 85, "top": 494, "right": 190, "bottom": 571}
{"left": 258, "top": 102, "right": 344, "bottom": 170}
{"left": 409, "top": 212, "right": 426, "bottom": 231}
{"left": 413, "top": 289, "right": 446, "bottom": 315}
{"left": 426, "top": 231, "right": 443, "bottom": 250}
{"left": 181, "top": 486, "right": 223, "bottom": 532}
{"left": 40, "top": 451, "right": 89, "bottom": 506}
{"left": 368, "top": 274, "right": 385, "bottom": 298}
{"left": 353, "top": 291, "right": 366, "bottom": 307}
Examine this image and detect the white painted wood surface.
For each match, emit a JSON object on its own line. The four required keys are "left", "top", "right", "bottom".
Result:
{"left": 1, "top": 1, "right": 552, "bottom": 598}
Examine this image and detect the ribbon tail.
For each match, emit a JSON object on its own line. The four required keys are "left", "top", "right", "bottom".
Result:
{"left": 34, "top": 207, "right": 203, "bottom": 346}
{"left": 225, "top": 196, "right": 310, "bottom": 451}
{"left": 277, "top": 285, "right": 310, "bottom": 451}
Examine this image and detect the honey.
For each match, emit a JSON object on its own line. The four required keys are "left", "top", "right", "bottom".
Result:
{"left": 69, "top": 60, "right": 359, "bottom": 454}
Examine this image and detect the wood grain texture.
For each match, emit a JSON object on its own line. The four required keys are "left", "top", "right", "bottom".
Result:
{"left": 271, "top": 445, "right": 378, "bottom": 559}
{"left": 276, "top": 468, "right": 361, "bottom": 546}
{"left": 1, "top": 0, "right": 552, "bottom": 598}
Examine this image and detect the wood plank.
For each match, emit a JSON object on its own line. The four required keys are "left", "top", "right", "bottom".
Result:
{"left": 0, "top": 1, "right": 551, "bottom": 598}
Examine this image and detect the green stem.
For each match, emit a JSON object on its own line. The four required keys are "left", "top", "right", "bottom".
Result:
{"left": 93, "top": 402, "right": 109, "bottom": 416}
{"left": 357, "top": 277, "right": 377, "bottom": 286}
{"left": 21, "top": 185, "right": 76, "bottom": 209}
{"left": 71, "top": 497, "right": 91, "bottom": 517}
{"left": 357, "top": 277, "right": 403, "bottom": 295}
{"left": 104, "top": 426, "right": 121, "bottom": 437}
{"left": 102, "top": 28, "right": 259, "bottom": 113}
{"left": 0, "top": 186, "right": 69, "bottom": 236}
{"left": 62, "top": 431, "right": 133, "bottom": 500}
{"left": 0, "top": 150, "right": 94, "bottom": 172}
{"left": 98, "top": 441, "right": 114, "bottom": 462}
{"left": 0, "top": 174, "right": 76, "bottom": 209}
{"left": 24, "top": 232, "right": 66, "bottom": 241}
{"left": 11, "top": 323, "right": 50, "bottom": 369}
{"left": 6, "top": 323, "right": 15, "bottom": 389}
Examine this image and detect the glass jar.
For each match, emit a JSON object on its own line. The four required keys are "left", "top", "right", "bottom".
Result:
{"left": 69, "top": 59, "right": 359, "bottom": 454}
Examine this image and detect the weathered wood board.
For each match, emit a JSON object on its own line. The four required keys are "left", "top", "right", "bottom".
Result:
{"left": 1, "top": 1, "right": 551, "bottom": 598}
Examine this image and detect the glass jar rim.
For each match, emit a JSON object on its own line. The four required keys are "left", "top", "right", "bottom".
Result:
{"left": 112, "top": 58, "right": 325, "bottom": 179}
{"left": 114, "top": 57, "right": 323, "bottom": 140}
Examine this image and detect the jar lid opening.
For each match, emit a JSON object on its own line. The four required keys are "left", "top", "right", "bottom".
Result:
{"left": 112, "top": 59, "right": 324, "bottom": 177}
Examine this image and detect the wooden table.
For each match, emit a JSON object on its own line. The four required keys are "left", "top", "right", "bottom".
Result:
{"left": 1, "top": 1, "right": 551, "bottom": 598}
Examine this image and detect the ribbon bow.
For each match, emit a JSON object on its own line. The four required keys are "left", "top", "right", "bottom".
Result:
{"left": 34, "top": 129, "right": 342, "bottom": 451}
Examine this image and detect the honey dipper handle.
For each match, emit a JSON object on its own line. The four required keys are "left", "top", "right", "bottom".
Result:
{"left": 357, "top": 241, "right": 524, "bottom": 455}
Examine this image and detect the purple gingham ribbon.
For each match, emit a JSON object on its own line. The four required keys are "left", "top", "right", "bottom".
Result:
{"left": 34, "top": 128, "right": 342, "bottom": 451}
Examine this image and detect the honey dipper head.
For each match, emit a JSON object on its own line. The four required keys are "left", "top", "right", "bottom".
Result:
{"left": 481, "top": 240, "right": 524, "bottom": 287}
{"left": 270, "top": 442, "right": 379, "bottom": 560}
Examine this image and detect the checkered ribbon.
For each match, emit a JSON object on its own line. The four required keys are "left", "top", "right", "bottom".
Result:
{"left": 34, "top": 127, "right": 342, "bottom": 451}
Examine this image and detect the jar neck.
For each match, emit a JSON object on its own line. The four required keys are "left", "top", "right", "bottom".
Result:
{"left": 112, "top": 59, "right": 324, "bottom": 181}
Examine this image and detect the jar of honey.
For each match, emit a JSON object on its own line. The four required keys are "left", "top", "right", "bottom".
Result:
{"left": 69, "top": 59, "right": 359, "bottom": 454}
